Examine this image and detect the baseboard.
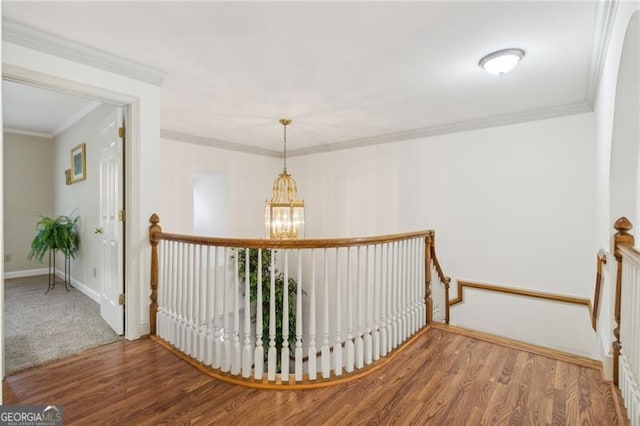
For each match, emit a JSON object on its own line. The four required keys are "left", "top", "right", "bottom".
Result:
{"left": 432, "top": 323, "right": 602, "bottom": 370}
{"left": 4, "top": 268, "right": 48, "bottom": 279}
{"left": 54, "top": 269, "right": 100, "bottom": 303}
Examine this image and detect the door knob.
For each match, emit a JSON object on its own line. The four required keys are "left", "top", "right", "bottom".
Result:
{"left": 94, "top": 227, "right": 103, "bottom": 234}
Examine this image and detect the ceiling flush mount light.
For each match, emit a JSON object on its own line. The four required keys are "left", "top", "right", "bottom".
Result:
{"left": 265, "top": 118, "right": 305, "bottom": 240}
{"left": 479, "top": 48, "right": 525, "bottom": 76}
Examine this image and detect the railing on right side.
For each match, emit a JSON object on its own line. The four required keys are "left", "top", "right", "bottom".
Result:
{"left": 613, "top": 217, "right": 640, "bottom": 425}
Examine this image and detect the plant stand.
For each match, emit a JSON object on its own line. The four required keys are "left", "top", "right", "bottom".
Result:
{"left": 46, "top": 248, "right": 72, "bottom": 294}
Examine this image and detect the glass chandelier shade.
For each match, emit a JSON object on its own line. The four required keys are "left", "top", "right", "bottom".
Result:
{"left": 265, "top": 119, "right": 305, "bottom": 239}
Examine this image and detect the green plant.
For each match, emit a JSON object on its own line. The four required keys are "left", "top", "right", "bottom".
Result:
{"left": 27, "top": 212, "right": 80, "bottom": 263}
{"left": 237, "top": 248, "right": 301, "bottom": 369}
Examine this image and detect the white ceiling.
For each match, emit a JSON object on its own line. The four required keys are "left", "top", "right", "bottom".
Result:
{"left": 2, "top": 1, "right": 601, "bottom": 154}
{"left": 3, "top": 80, "right": 101, "bottom": 137}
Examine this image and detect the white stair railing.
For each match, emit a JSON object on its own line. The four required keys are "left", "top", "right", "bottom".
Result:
{"left": 149, "top": 214, "right": 442, "bottom": 387}
{"left": 613, "top": 217, "right": 640, "bottom": 426}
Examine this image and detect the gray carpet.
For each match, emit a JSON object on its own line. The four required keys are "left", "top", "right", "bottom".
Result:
{"left": 4, "top": 274, "right": 122, "bottom": 375}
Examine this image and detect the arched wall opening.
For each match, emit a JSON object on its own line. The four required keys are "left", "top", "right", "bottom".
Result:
{"left": 609, "top": 11, "right": 640, "bottom": 231}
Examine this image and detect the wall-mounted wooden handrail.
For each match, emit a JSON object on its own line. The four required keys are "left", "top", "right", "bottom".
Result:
{"left": 612, "top": 216, "right": 634, "bottom": 386}
{"left": 591, "top": 249, "right": 607, "bottom": 331}
{"left": 449, "top": 280, "right": 592, "bottom": 309}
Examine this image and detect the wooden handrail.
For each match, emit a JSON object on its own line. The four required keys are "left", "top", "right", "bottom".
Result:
{"left": 591, "top": 249, "right": 607, "bottom": 331}
{"left": 425, "top": 234, "right": 433, "bottom": 325}
{"left": 154, "top": 229, "right": 434, "bottom": 249}
{"left": 430, "top": 236, "right": 451, "bottom": 324}
{"left": 612, "top": 216, "right": 634, "bottom": 386}
{"left": 450, "top": 280, "right": 591, "bottom": 308}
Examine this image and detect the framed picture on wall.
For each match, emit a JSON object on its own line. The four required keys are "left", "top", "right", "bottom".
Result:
{"left": 71, "top": 143, "right": 86, "bottom": 183}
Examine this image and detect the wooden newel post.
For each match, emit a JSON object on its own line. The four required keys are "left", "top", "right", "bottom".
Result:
{"left": 425, "top": 233, "right": 433, "bottom": 324}
{"left": 613, "top": 216, "right": 633, "bottom": 386}
{"left": 149, "top": 213, "right": 162, "bottom": 336}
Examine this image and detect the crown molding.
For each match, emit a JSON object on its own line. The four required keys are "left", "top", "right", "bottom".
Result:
{"left": 161, "top": 129, "right": 281, "bottom": 158}
{"left": 2, "top": 18, "right": 168, "bottom": 86}
{"left": 3, "top": 127, "right": 53, "bottom": 139}
{"left": 586, "top": 0, "right": 619, "bottom": 107}
{"left": 163, "top": 102, "right": 591, "bottom": 159}
{"left": 287, "top": 102, "right": 592, "bottom": 158}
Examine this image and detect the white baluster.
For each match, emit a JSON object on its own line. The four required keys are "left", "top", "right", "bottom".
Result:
{"left": 205, "top": 246, "right": 214, "bottom": 366}
{"left": 392, "top": 241, "right": 399, "bottom": 350}
{"left": 380, "top": 243, "right": 388, "bottom": 357}
{"left": 345, "top": 247, "right": 355, "bottom": 373}
{"left": 242, "top": 249, "right": 253, "bottom": 378}
{"left": 355, "top": 246, "right": 364, "bottom": 369}
{"left": 196, "top": 245, "right": 205, "bottom": 361}
{"left": 158, "top": 240, "right": 167, "bottom": 339}
{"left": 177, "top": 242, "right": 186, "bottom": 351}
{"left": 418, "top": 239, "right": 426, "bottom": 328}
{"left": 184, "top": 243, "right": 192, "bottom": 355}
{"left": 321, "top": 249, "right": 331, "bottom": 378}
{"left": 333, "top": 248, "right": 343, "bottom": 376}
{"left": 231, "top": 250, "right": 241, "bottom": 375}
{"left": 281, "top": 250, "right": 290, "bottom": 379}
{"left": 400, "top": 240, "right": 408, "bottom": 342}
{"left": 267, "top": 250, "right": 277, "bottom": 380}
{"left": 187, "top": 243, "right": 196, "bottom": 356}
{"left": 254, "top": 249, "right": 264, "bottom": 379}
{"left": 409, "top": 238, "right": 417, "bottom": 334}
{"left": 308, "top": 250, "right": 317, "bottom": 380}
{"left": 295, "top": 250, "right": 303, "bottom": 381}
{"left": 372, "top": 244, "right": 380, "bottom": 361}
{"left": 170, "top": 241, "right": 178, "bottom": 346}
{"left": 221, "top": 247, "right": 231, "bottom": 373}
{"left": 364, "top": 245, "right": 373, "bottom": 365}
{"left": 212, "top": 246, "right": 222, "bottom": 368}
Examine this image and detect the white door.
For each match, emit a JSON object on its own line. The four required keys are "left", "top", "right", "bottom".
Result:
{"left": 98, "top": 107, "right": 124, "bottom": 335}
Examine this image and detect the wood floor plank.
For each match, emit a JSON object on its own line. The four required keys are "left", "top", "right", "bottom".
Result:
{"left": 3, "top": 327, "right": 624, "bottom": 425}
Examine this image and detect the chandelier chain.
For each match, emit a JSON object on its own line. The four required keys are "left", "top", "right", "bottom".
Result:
{"left": 283, "top": 123, "right": 287, "bottom": 173}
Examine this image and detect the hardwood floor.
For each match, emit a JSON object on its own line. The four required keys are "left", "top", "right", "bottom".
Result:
{"left": 4, "top": 326, "right": 624, "bottom": 425}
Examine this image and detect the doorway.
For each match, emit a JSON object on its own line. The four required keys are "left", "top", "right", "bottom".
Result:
{"left": 2, "top": 79, "right": 126, "bottom": 373}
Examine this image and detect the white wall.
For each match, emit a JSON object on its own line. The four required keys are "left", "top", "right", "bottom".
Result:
{"left": 53, "top": 104, "right": 118, "bottom": 299}
{"left": 2, "top": 41, "right": 161, "bottom": 340}
{"left": 160, "top": 138, "right": 278, "bottom": 238}
{"left": 3, "top": 132, "right": 54, "bottom": 274}
{"left": 594, "top": 4, "right": 640, "bottom": 376}
{"left": 160, "top": 113, "right": 597, "bottom": 356}
{"left": 289, "top": 112, "right": 597, "bottom": 356}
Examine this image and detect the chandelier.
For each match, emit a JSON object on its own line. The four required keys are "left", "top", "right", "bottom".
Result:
{"left": 264, "top": 118, "right": 305, "bottom": 239}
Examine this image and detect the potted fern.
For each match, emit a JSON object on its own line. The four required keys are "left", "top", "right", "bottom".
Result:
{"left": 27, "top": 213, "right": 80, "bottom": 263}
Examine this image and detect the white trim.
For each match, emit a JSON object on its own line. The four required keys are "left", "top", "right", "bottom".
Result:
{"left": 586, "top": 0, "right": 619, "bottom": 106}
{"left": 161, "top": 129, "right": 281, "bottom": 158}
{"left": 287, "top": 101, "right": 592, "bottom": 158}
{"left": 3, "top": 127, "right": 52, "bottom": 139}
{"left": 163, "top": 102, "right": 592, "bottom": 159}
{"left": 52, "top": 100, "right": 102, "bottom": 136}
{"left": 53, "top": 270, "right": 100, "bottom": 303}
{"left": 4, "top": 268, "right": 48, "bottom": 279}
{"left": 2, "top": 18, "right": 167, "bottom": 87}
